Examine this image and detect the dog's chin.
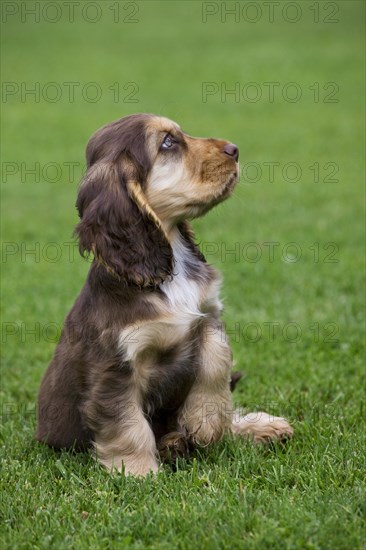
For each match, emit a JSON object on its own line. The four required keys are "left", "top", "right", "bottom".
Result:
{"left": 219, "top": 171, "right": 238, "bottom": 197}
{"left": 186, "top": 172, "right": 238, "bottom": 219}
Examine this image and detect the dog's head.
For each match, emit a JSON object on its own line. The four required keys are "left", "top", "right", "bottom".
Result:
{"left": 75, "top": 114, "right": 239, "bottom": 287}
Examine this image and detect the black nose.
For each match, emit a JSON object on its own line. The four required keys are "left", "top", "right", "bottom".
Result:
{"left": 223, "top": 143, "right": 239, "bottom": 161}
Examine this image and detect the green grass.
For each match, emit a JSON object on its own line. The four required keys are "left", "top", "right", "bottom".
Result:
{"left": 1, "top": 1, "right": 365, "bottom": 548}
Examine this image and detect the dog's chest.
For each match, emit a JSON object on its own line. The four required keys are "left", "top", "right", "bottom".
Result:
{"left": 119, "top": 237, "right": 221, "bottom": 364}
{"left": 159, "top": 255, "right": 203, "bottom": 330}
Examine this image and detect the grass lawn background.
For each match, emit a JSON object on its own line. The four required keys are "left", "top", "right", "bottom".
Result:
{"left": 1, "top": 1, "right": 365, "bottom": 548}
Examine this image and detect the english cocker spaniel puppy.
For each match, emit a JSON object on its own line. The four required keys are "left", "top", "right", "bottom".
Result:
{"left": 36, "top": 114, "right": 293, "bottom": 476}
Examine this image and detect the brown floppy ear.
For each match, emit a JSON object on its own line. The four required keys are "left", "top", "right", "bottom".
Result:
{"left": 75, "top": 161, "right": 173, "bottom": 287}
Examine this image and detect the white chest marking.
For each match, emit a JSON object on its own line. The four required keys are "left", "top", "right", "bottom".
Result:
{"left": 160, "top": 233, "right": 202, "bottom": 317}
{"left": 119, "top": 233, "right": 205, "bottom": 363}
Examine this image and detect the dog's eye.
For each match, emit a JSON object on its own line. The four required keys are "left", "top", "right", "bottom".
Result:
{"left": 161, "top": 134, "right": 175, "bottom": 150}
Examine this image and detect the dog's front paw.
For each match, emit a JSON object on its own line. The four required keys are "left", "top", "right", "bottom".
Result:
{"left": 185, "top": 413, "right": 228, "bottom": 447}
{"left": 231, "top": 411, "right": 293, "bottom": 443}
{"left": 190, "top": 423, "right": 220, "bottom": 447}
{"left": 178, "top": 391, "right": 233, "bottom": 447}
{"left": 98, "top": 452, "right": 159, "bottom": 477}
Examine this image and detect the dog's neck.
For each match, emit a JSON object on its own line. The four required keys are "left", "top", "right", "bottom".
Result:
{"left": 160, "top": 217, "right": 185, "bottom": 240}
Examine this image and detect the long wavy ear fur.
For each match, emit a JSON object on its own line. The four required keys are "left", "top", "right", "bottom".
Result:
{"left": 74, "top": 116, "right": 173, "bottom": 287}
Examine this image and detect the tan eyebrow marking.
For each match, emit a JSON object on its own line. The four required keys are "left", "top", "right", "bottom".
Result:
{"left": 161, "top": 128, "right": 184, "bottom": 141}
